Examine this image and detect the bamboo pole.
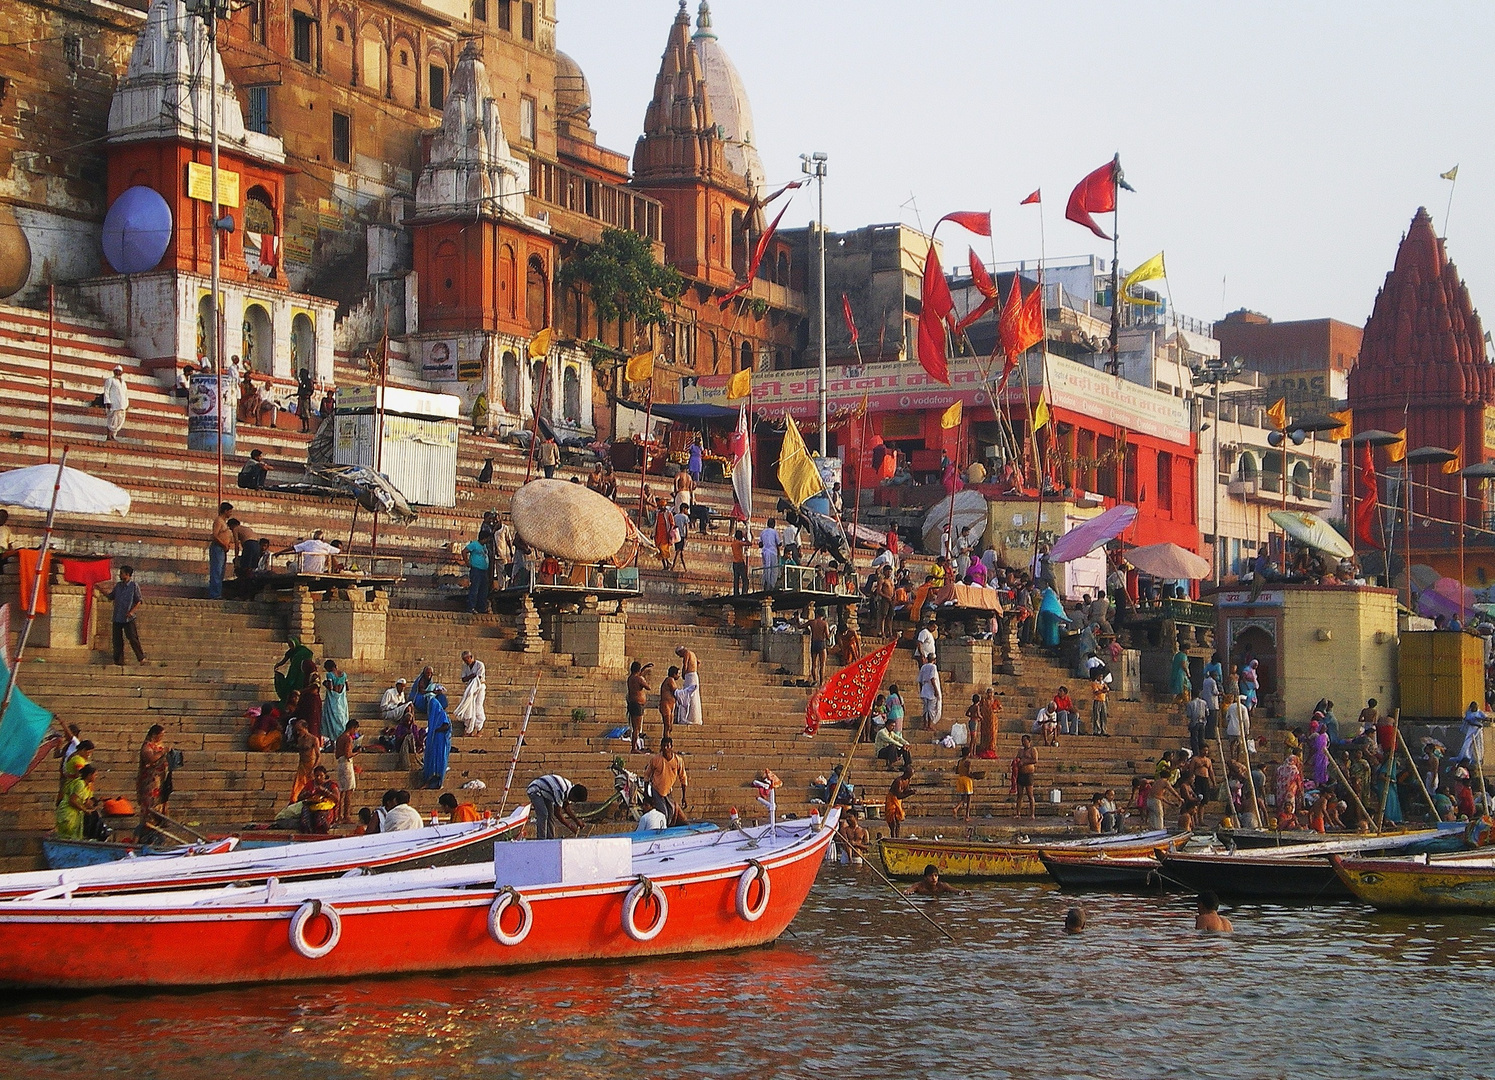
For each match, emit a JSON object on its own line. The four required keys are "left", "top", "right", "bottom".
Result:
{"left": 862, "top": 851, "right": 959, "bottom": 945}
{"left": 1397, "top": 729, "right": 1438, "bottom": 823}
{"left": 498, "top": 673, "right": 542, "bottom": 816}
{"left": 1326, "top": 751, "right": 1375, "bottom": 834}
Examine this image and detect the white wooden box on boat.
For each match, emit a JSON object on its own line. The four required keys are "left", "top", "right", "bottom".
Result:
{"left": 496, "top": 837, "right": 633, "bottom": 887}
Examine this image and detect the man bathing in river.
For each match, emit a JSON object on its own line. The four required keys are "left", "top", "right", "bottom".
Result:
{"left": 907, "top": 863, "right": 959, "bottom": 897}
{"left": 1195, "top": 891, "right": 1233, "bottom": 933}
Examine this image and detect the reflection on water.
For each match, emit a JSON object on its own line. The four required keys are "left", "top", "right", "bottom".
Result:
{"left": 4, "top": 870, "right": 1495, "bottom": 1079}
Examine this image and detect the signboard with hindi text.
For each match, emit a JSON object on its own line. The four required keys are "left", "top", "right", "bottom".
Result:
{"left": 186, "top": 162, "right": 240, "bottom": 207}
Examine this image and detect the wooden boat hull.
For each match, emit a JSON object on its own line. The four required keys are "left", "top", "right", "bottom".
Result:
{"left": 1159, "top": 851, "right": 1350, "bottom": 901}
{"left": 1039, "top": 853, "right": 1162, "bottom": 889}
{"left": 878, "top": 831, "right": 1183, "bottom": 880}
{"left": 2, "top": 812, "right": 527, "bottom": 900}
{"left": 0, "top": 818, "right": 835, "bottom": 990}
{"left": 1332, "top": 855, "right": 1495, "bottom": 912}
{"left": 1216, "top": 824, "right": 1464, "bottom": 854}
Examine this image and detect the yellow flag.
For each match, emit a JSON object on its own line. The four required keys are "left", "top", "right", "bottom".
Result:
{"left": 777, "top": 414, "right": 824, "bottom": 508}
{"left": 1328, "top": 409, "right": 1352, "bottom": 441}
{"left": 1265, "top": 397, "right": 1286, "bottom": 432}
{"left": 624, "top": 350, "right": 655, "bottom": 384}
{"left": 1033, "top": 394, "right": 1050, "bottom": 430}
{"left": 1443, "top": 444, "right": 1462, "bottom": 475}
{"left": 1121, "top": 251, "right": 1166, "bottom": 305}
{"left": 527, "top": 328, "right": 552, "bottom": 358}
{"left": 726, "top": 366, "right": 753, "bottom": 400}
{"left": 1442, "top": 165, "right": 1459, "bottom": 182}
{"left": 1386, "top": 428, "right": 1407, "bottom": 463}
{"left": 940, "top": 400, "right": 962, "bottom": 429}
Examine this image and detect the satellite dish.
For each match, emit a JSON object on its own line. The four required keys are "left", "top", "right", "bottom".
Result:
{"left": 101, "top": 186, "right": 173, "bottom": 275}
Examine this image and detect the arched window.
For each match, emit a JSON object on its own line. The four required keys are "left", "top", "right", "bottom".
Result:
{"left": 501, "top": 350, "right": 520, "bottom": 413}
{"left": 434, "top": 239, "right": 459, "bottom": 307}
{"left": 243, "top": 187, "right": 277, "bottom": 278}
{"left": 775, "top": 250, "right": 789, "bottom": 285}
{"left": 530, "top": 359, "right": 547, "bottom": 418}
{"left": 389, "top": 36, "right": 418, "bottom": 106}
{"left": 196, "top": 294, "right": 216, "bottom": 362}
{"left": 709, "top": 205, "right": 725, "bottom": 268}
{"left": 525, "top": 255, "right": 548, "bottom": 330}
{"left": 497, "top": 244, "right": 517, "bottom": 320}
{"left": 562, "top": 365, "right": 581, "bottom": 423}
{"left": 731, "top": 209, "right": 746, "bottom": 277}
{"left": 740, "top": 340, "right": 753, "bottom": 372}
{"left": 326, "top": 17, "right": 352, "bottom": 83}
{"left": 358, "top": 25, "right": 386, "bottom": 95}
{"left": 1291, "top": 460, "right": 1312, "bottom": 499}
{"left": 1238, "top": 452, "right": 1259, "bottom": 483}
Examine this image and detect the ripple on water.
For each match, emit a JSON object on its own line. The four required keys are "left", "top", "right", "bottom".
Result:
{"left": 3, "top": 870, "right": 1495, "bottom": 1079}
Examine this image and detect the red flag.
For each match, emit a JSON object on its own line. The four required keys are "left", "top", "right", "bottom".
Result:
{"left": 969, "top": 250, "right": 997, "bottom": 299}
{"left": 1020, "top": 190, "right": 1041, "bottom": 205}
{"left": 841, "top": 293, "right": 858, "bottom": 344}
{"left": 998, "top": 275, "right": 1044, "bottom": 380}
{"left": 1066, "top": 156, "right": 1120, "bottom": 240}
{"left": 1355, "top": 442, "right": 1383, "bottom": 550}
{"left": 955, "top": 297, "right": 995, "bottom": 337}
{"left": 719, "top": 201, "right": 791, "bottom": 308}
{"left": 803, "top": 642, "right": 898, "bottom": 735}
{"left": 917, "top": 243, "right": 953, "bottom": 384}
{"left": 937, "top": 210, "right": 991, "bottom": 237}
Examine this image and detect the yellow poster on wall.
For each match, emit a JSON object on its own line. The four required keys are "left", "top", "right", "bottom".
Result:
{"left": 186, "top": 161, "right": 241, "bottom": 207}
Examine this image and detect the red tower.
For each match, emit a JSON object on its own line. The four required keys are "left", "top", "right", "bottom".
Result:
{"left": 1349, "top": 208, "right": 1489, "bottom": 526}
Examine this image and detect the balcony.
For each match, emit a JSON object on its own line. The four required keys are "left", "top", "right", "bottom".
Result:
{"left": 1228, "top": 473, "right": 1332, "bottom": 508}
{"left": 527, "top": 156, "right": 662, "bottom": 246}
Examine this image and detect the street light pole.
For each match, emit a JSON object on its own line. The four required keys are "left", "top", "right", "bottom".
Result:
{"left": 802, "top": 152, "right": 829, "bottom": 456}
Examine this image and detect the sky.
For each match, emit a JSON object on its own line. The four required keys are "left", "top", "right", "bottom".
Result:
{"left": 560, "top": 0, "right": 1494, "bottom": 330}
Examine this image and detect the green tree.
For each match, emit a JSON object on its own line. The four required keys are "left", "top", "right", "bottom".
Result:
{"left": 557, "top": 229, "right": 684, "bottom": 335}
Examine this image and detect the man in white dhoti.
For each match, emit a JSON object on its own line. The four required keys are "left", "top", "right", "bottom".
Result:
{"left": 1459, "top": 702, "right": 1487, "bottom": 769}
{"left": 675, "top": 645, "right": 702, "bottom": 725}
{"left": 103, "top": 365, "right": 129, "bottom": 440}
{"left": 454, "top": 650, "right": 487, "bottom": 735}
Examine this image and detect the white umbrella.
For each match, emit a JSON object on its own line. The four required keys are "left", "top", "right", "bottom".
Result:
{"left": 0, "top": 463, "right": 130, "bottom": 515}
{"left": 0, "top": 454, "right": 131, "bottom": 737}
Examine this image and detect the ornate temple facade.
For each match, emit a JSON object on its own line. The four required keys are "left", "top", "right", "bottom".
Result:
{"left": 1349, "top": 208, "right": 1490, "bottom": 527}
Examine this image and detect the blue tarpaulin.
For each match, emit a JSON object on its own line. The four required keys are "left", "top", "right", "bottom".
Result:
{"left": 0, "top": 652, "right": 54, "bottom": 785}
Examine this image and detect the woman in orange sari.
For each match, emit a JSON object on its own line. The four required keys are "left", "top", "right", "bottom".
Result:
{"left": 975, "top": 687, "right": 1000, "bottom": 759}
{"left": 136, "top": 724, "right": 168, "bottom": 835}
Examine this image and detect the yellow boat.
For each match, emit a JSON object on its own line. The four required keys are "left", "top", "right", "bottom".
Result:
{"left": 1331, "top": 853, "right": 1495, "bottom": 912}
{"left": 878, "top": 830, "right": 1188, "bottom": 880}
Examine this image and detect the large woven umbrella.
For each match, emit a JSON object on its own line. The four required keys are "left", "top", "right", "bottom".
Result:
{"left": 1125, "top": 542, "right": 1212, "bottom": 580}
{"left": 510, "top": 479, "right": 627, "bottom": 563}
{"left": 1269, "top": 510, "right": 1354, "bottom": 559}
{"left": 1049, "top": 504, "right": 1138, "bottom": 563}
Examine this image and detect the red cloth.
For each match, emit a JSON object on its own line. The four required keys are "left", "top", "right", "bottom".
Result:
{"left": 936, "top": 210, "right": 991, "bottom": 237}
{"left": 1354, "top": 442, "right": 1383, "bottom": 550}
{"left": 803, "top": 642, "right": 898, "bottom": 736}
{"left": 998, "top": 275, "right": 1044, "bottom": 374}
{"left": 15, "top": 549, "right": 52, "bottom": 616}
{"left": 968, "top": 250, "right": 997, "bottom": 298}
{"left": 61, "top": 556, "right": 113, "bottom": 644}
{"left": 1020, "top": 190, "right": 1042, "bottom": 206}
{"left": 917, "top": 243, "right": 954, "bottom": 384}
{"left": 841, "top": 293, "right": 858, "bottom": 343}
{"left": 1066, "top": 157, "right": 1119, "bottom": 240}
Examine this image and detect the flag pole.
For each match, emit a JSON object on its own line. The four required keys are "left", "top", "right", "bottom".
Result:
{"left": 637, "top": 376, "right": 654, "bottom": 528}
{"left": 1109, "top": 155, "right": 1121, "bottom": 377}
{"left": 1442, "top": 168, "right": 1459, "bottom": 238}
{"left": 0, "top": 450, "right": 68, "bottom": 729}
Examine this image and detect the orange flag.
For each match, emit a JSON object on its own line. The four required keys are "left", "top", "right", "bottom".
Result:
{"left": 1443, "top": 444, "right": 1463, "bottom": 474}
{"left": 999, "top": 275, "right": 1044, "bottom": 378}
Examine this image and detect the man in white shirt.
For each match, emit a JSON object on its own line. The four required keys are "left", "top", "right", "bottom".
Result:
{"left": 759, "top": 517, "right": 780, "bottom": 590}
{"left": 780, "top": 519, "right": 801, "bottom": 564}
{"left": 871, "top": 545, "right": 895, "bottom": 571}
{"left": 377, "top": 788, "right": 424, "bottom": 831}
{"left": 918, "top": 654, "right": 943, "bottom": 730}
{"left": 453, "top": 650, "right": 487, "bottom": 735}
{"left": 102, "top": 365, "right": 129, "bottom": 440}
{"left": 636, "top": 806, "right": 669, "bottom": 832}
{"left": 916, "top": 623, "right": 937, "bottom": 663}
{"left": 379, "top": 678, "right": 412, "bottom": 723}
{"left": 1223, "top": 695, "right": 1251, "bottom": 762}
{"left": 291, "top": 532, "right": 337, "bottom": 573}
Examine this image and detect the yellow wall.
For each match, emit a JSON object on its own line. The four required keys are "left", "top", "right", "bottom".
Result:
{"left": 1280, "top": 588, "right": 1399, "bottom": 722}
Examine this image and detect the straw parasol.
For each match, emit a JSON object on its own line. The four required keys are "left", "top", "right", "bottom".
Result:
{"left": 510, "top": 479, "right": 627, "bottom": 562}
{"left": 1125, "top": 542, "right": 1212, "bottom": 580}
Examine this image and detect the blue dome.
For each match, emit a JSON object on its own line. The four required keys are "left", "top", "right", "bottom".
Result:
{"left": 102, "top": 186, "right": 173, "bottom": 275}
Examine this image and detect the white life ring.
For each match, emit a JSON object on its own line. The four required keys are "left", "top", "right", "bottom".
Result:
{"left": 488, "top": 887, "right": 533, "bottom": 946}
{"left": 622, "top": 876, "right": 669, "bottom": 942}
{"left": 735, "top": 860, "right": 771, "bottom": 923}
{"left": 288, "top": 900, "right": 342, "bottom": 960}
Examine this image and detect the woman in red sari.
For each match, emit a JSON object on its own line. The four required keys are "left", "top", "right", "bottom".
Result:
{"left": 135, "top": 724, "right": 168, "bottom": 835}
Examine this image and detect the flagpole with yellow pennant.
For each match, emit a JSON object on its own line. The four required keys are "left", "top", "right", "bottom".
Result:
{"left": 1441, "top": 165, "right": 1459, "bottom": 238}
{"left": 623, "top": 349, "right": 657, "bottom": 526}
{"left": 523, "top": 328, "right": 553, "bottom": 482}
{"left": 940, "top": 398, "right": 964, "bottom": 553}
{"left": 777, "top": 413, "right": 824, "bottom": 509}
{"left": 1120, "top": 251, "right": 1166, "bottom": 307}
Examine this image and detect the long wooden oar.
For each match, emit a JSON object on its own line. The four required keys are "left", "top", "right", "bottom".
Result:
{"left": 861, "top": 850, "right": 958, "bottom": 944}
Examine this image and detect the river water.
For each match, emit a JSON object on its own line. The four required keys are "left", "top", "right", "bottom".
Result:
{"left": 3, "top": 866, "right": 1494, "bottom": 1079}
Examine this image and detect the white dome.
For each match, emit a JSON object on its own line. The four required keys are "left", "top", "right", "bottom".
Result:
{"left": 691, "top": 2, "right": 765, "bottom": 194}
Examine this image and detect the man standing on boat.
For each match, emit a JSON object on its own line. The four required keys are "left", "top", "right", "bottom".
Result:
{"left": 526, "top": 774, "right": 588, "bottom": 839}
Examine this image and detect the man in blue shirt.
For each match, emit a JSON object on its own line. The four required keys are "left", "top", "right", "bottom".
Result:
{"left": 98, "top": 564, "right": 145, "bottom": 665}
{"left": 465, "top": 530, "right": 491, "bottom": 613}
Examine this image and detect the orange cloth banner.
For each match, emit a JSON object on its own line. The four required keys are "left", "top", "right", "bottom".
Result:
{"left": 16, "top": 549, "right": 52, "bottom": 616}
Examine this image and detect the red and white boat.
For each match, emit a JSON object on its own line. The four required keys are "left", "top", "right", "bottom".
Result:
{"left": 0, "top": 811, "right": 838, "bottom": 990}
{"left": 0, "top": 809, "right": 528, "bottom": 901}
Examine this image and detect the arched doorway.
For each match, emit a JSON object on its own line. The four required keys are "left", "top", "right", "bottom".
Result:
{"left": 501, "top": 349, "right": 520, "bottom": 414}
{"left": 1291, "top": 460, "right": 1312, "bottom": 499}
{"left": 530, "top": 358, "right": 547, "bottom": 418}
{"left": 197, "top": 294, "right": 217, "bottom": 364}
{"left": 562, "top": 365, "right": 581, "bottom": 423}
{"left": 1231, "top": 624, "right": 1277, "bottom": 713}
{"left": 242, "top": 304, "right": 273, "bottom": 373}
{"left": 291, "top": 313, "right": 315, "bottom": 376}
{"left": 740, "top": 340, "right": 752, "bottom": 372}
